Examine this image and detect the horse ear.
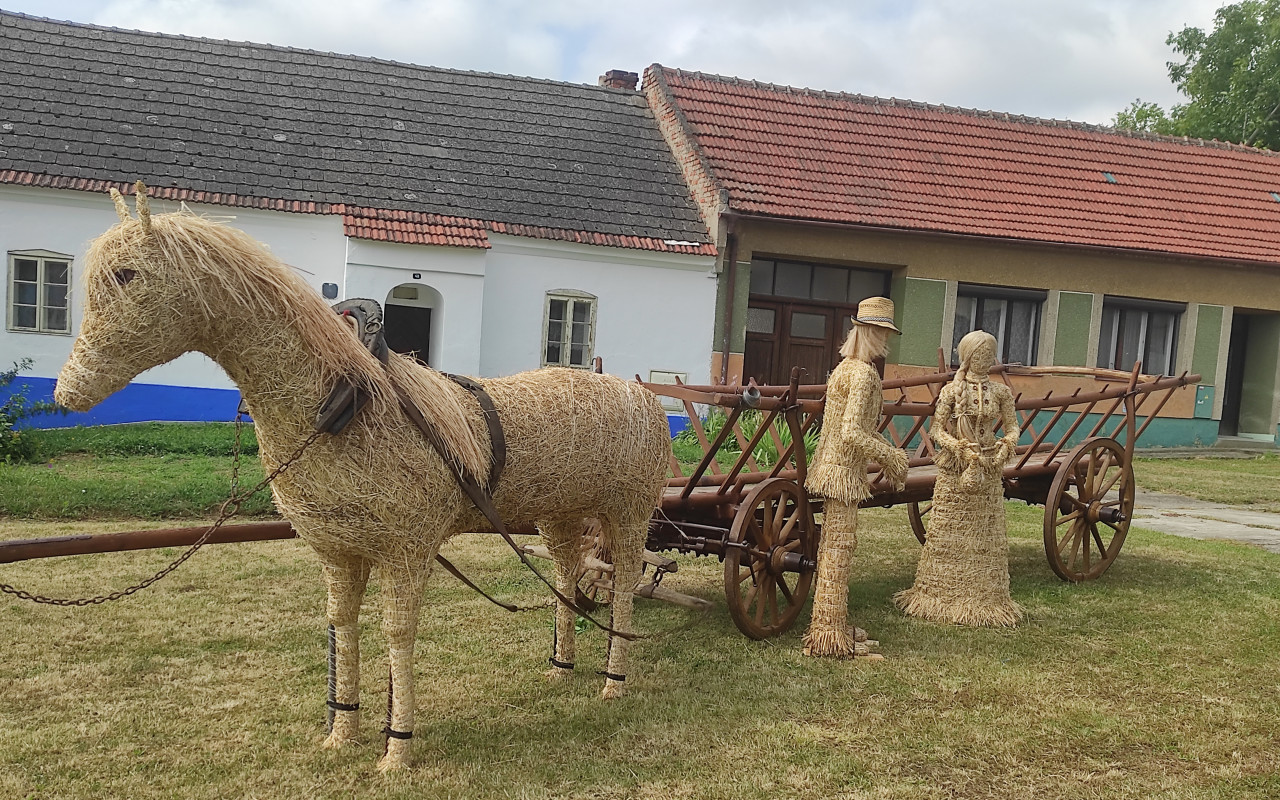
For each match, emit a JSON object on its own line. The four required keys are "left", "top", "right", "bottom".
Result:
{"left": 134, "top": 180, "right": 153, "bottom": 234}
{"left": 110, "top": 187, "right": 131, "bottom": 223}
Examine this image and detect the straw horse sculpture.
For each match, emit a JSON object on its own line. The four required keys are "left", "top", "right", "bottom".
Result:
{"left": 54, "top": 186, "right": 669, "bottom": 771}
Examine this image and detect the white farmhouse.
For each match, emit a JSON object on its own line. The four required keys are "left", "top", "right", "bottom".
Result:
{"left": 0, "top": 12, "right": 716, "bottom": 431}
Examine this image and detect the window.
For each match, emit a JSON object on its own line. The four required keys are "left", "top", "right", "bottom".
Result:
{"left": 952, "top": 284, "right": 1043, "bottom": 365}
{"left": 542, "top": 290, "right": 596, "bottom": 368}
{"left": 8, "top": 251, "right": 71, "bottom": 334}
{"left": 1097, "top": 297, "right": 1182, "bottom": 375}
{"left": 748, "top": 258, "right": 889, "bottom": 305}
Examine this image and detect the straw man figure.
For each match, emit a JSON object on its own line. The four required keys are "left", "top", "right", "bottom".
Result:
{"left": 894, "top": 329, "right": 1023, "bottom": 627}
{"left": 803, "top": 297, "right": 909, "bottom": 659}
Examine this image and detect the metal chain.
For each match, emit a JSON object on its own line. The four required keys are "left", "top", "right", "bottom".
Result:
{"left": 0, "top": 419, "right": 325, "bottom": 607}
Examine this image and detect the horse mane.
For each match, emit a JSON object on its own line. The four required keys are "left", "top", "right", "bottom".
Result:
{"left": 84, "top": 210, "right": 489, "bottom": 479}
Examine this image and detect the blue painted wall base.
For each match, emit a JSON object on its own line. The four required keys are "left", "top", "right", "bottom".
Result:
{"left": 4, "top": 377, "right": 242, "bottom": 428}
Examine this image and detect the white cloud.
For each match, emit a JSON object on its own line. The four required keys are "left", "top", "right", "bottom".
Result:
{"left": 6, "top": 0, "right": 1226, "bottom": 123}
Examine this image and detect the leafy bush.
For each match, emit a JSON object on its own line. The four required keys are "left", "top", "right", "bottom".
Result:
{"left": 672, "top": 409, "right": 819, "bottom": 470}
{"left": 0, "top": 359, "right": 65, "bottom": 463}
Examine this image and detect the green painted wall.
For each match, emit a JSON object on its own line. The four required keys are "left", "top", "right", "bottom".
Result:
{"left": 895, "top": 277, "right": 946, "bottom": 366}
{"left": 1191, "top": 304, "right": 1223, "bottom": 379}
{"left": 888, "top": 412, "right": 1218, "bottom": 453}
{"left": 1240, "top": 315, "right": 1280, "bottom": 435}
{"left": 1054, "top": 291, "right": 1093, "bottom": 366}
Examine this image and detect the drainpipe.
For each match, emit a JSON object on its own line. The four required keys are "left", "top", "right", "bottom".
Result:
{"left": 719, "top": 214, "right": 739, "bottom": 385}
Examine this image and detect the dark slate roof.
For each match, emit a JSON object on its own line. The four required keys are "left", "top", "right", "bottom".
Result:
{"left": 0, "top": 12, "right": 712, "bottom": 250}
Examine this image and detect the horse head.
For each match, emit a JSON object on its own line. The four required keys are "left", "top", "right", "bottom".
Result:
{"left": 56, "top": 182, "right": 221, "bottom": 411}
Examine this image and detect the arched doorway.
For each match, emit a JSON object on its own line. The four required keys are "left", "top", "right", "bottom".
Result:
{"left": 384, "top": 283, "right": 440, "bottom": 363}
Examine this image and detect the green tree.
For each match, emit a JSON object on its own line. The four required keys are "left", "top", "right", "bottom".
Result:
{"left": 1113, "top": 0, "right": 1280, "bottom": 150}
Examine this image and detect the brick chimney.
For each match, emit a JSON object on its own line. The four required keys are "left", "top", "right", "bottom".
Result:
{"left": 599, "top": 70, "right": 639, "bottom": 91}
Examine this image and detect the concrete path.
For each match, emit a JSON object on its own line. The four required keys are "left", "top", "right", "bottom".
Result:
{"left": 1133, "top": 489, "right": 1280, "bottom": 554}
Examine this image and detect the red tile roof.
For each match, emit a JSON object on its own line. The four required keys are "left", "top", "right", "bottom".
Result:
{"left": 1, "top": 170, "right": 716, "bottom": 255}
{"left": 648, "top": 65, "right": 1280, "bottom": 266}
{"left": 343, "top": 207, "right": 490, "bottom": 249}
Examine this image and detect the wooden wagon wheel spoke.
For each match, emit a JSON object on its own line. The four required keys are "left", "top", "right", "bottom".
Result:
{"left": 777, "top": 573, "right": 794, "bottom": 604}
{"left": 724, "top": 478, "right": 817, "bottom": 639}
{"left": 1090, "top": 523, "right": 1110, "bottom": 556}
{"left": 776, "top": 509, "right": 802, "bottom": 544}
{"left": 1059, "top": 517, "right": 1085, "bottom": 558}
{"left": 1044, "top": 438, "right": 1133, "bottom": 582}
{"left": 1096, "top": 462, "right": 1125, "bottom": 499}
{"left": 771, "top": 498, "right": 788, "bottom": 540}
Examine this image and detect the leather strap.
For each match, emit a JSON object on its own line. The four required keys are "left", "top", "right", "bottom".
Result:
{"left": 434, "top": 553, "right": 519, "bottom": 612}
{"left": 383, "top": 728, "right": 413, "bottom": 740}
{"left": 444, "top": 373, "right": 506, "bottom": 494}
{"left": 549, "top": 657, "right": 575, "bottom": 670}
{"left": 327, "top": 700, "right": 360, "bottom": 712}
{"left": 391, "top": 382, "right": 637, "bottom": 642}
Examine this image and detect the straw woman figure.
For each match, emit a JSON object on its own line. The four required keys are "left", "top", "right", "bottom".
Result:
{"left": 804, "top": 297, "right": 909, "bottom": 659}
{"left": 894, "top": 329, "right": 1023, "bottom": 627}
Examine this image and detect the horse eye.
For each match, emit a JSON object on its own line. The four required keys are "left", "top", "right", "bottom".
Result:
{"left": 113, "top": 269, "right": 137, "bottom": 286}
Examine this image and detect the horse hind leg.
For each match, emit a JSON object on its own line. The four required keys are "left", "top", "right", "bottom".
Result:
{"left": 539, "top": 520, "right": 585, "bottom": 682}
{"left": 320, "top": 556, "right": 370, "bottom": 749}
{"left": 600, "top": 515, "right": 645, "bottom": 700}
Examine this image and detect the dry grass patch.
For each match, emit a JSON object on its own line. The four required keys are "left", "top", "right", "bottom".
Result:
{"left": 1, "top": 506, "right": 1279, "bottom": 799}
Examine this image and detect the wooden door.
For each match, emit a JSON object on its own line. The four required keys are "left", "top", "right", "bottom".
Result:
{"left": 781, "top": 305, "right": 838, "bottom": 385}
{"left": 744, "top": 300, "right": 849, "bottom": 385}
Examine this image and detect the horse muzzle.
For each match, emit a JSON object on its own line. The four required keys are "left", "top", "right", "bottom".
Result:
{"left": 54, "top": 353, "right": 124, "bottom": 412}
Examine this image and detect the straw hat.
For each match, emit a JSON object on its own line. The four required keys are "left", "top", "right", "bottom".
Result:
{"left": 853, "top": 296, "right": 901, "bottom": 334}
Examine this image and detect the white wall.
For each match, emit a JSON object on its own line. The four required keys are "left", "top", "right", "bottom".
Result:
{"left": 2, "top": 185, "right": 718, "bottom": 413}
{"left": 481, "top": 234, "right": 717, "bottom": 383}
{"left": 344, "top": 239, "right": 486, "bottom": 376}
{"left": 0, "top": 186, "right": 346, "bottom": 389}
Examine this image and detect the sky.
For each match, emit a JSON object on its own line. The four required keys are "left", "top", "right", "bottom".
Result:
{"left": 1, "top": 0, "right": 1228, "bottom": 124}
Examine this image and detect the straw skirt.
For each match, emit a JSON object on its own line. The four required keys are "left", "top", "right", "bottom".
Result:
{"left": 893, "top": 459, "right": 1023, "bottom": 627}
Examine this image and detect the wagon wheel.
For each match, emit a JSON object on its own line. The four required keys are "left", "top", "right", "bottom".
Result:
{"left": 1043, "top": 437, "right": 1134, "bottom": 582}
{"left": 724, "top": 478, "right": 817, "bottom": 639}
{"left": 907, "top": 501, "right": 932, "bottom": 544}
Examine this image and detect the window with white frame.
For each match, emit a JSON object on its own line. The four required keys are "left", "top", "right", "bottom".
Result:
{"left": 952, "top": 284, "right": 1043, "bottom": 366}
{"left": 542, "top": 290, "right": 596, "bottom": 368}
{"left": 1096, "top": 297, "right": 1182, "bottom": 375}
{"left": 8, "top": 251, "right": 72, "bottom": 334}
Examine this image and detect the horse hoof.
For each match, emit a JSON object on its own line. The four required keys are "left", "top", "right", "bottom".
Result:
{"left": 545, "top": 666, "right": 573, "bottom": 682}
{"left": 377, "top": 745, "right": 411, "bottom": 772}
{"left": 601, "top": 680, "right": 626, "bottom": 700}
{"left": 322, "top": 732, "right": 356, "bottom": 750}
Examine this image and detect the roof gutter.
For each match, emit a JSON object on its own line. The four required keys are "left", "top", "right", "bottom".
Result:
{"left": 736, "top": 212, "right": 1280, "bottom": 274}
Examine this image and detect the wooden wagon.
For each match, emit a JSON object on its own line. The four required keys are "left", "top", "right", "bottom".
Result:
{"left": 0, "top": 361, "right": 1200, "bottom": 644}
{"left": 631, "top": 362, "right": 1200, "bottom": 640}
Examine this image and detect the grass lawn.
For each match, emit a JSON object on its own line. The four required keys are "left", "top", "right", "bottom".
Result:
{"left": 2, "top": 504, "right": 1279, "bottom": 799}
{"left": 1135, "top": 452, "right": 1280, "bottom": 512}
{"left": 2, "top": 426, "right": 1279, "bottom": 797}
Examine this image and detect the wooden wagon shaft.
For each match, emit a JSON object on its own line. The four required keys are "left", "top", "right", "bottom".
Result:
{"left": 0, "top": 521, "right": 298, "bottom": 564}
{"left": 0, "top": 521, "right": 557, "bottom": 565}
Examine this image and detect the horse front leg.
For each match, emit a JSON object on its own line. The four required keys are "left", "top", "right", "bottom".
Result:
{"left": 376, "top": 562, "right": 428, "bottom": 772}
{"left": 321, "top": 555, "right": 370, "bottom": 749}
